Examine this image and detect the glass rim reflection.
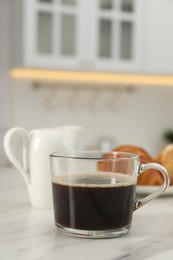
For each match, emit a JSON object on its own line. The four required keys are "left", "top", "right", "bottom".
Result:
{"left": 49, "top": 151, "right": 139, "bottom": 160}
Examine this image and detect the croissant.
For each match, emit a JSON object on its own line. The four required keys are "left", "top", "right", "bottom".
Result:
{"left": 98, "top": 145, "right": 163, "bottom": 186}
{"left": 155, "top": 144, "right": 173, "bottom": 185}
{"left": 113, "top": 145, "right": 164, "bottom": 186}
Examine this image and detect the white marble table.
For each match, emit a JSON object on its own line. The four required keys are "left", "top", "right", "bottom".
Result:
{"left": 1, "top": 167, "right": 173, "bottom": 260}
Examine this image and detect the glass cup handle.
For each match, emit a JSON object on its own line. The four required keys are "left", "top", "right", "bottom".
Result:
{"left": 134, "top": 163, "right": 170, "bottom": 211}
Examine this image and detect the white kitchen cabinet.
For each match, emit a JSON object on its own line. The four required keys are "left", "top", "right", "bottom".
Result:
{"left": 87, "top": 0, "right": 145, "bottom": 73}
{"left": 11, "top": 0, "right": 145, "bottom": 73}
{"left": 144, "top": 0, "right": 173, "bottom": 75}
{"left": 12, "top": 0, "right": 84, "bottom": 70}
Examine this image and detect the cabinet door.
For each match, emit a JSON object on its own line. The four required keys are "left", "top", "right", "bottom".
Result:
{"left": 145, "top": 0, "right": 173, "bottom": 74}
{"left": 23, "top": 0, "right": 83, "bottom": 69}
{"left": 89, "top": 0, "right": 143, "bottom": 73}
{"left": 21, "top": 0, "right": 144, "bottom": 72}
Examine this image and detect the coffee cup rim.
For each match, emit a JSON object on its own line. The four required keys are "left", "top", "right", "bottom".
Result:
{"left": 49, "top": 151, "right": 139, "bottom": 160}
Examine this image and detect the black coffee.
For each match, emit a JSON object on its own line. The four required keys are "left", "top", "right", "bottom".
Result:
{"left": 52, "top": 173, "right": 136, "bottom": 231}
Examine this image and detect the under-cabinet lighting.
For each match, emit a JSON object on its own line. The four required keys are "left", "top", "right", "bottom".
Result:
{"left": 10, "top": 69, "right": 173, "bottom": 87}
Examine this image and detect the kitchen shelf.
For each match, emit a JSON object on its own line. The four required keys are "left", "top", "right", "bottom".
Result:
{"left": 10, "top": 68, "right": 173, "bottom": 87}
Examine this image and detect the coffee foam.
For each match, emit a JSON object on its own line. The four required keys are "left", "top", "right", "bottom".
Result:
{"left": 52, "top": 172, "right": 136, "bottom": 188}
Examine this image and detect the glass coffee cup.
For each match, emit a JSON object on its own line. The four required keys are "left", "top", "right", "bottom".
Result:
{"left": 50, "top": 151, "right": 169, "bottom": 238}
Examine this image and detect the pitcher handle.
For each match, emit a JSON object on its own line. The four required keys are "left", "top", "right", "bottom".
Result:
{"left": 4, "top": 127, "right": 30, "bottom": 185}
{"left": 134, "top": 163, "right": 170, "bottom": 210}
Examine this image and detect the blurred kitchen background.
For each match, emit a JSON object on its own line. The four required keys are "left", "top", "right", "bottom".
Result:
{"left": 1, "top": 0, "right": 173, "bottom": 166}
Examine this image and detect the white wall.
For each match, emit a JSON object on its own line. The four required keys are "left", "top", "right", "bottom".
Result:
{"left": 0, "top": 0, "right": 12, "bottom": 165}
{"left": 11, "top": 79, "right": 173, "bottom": 158}
{"left": 1, "top": 0, "right": 173, "bottom": 167}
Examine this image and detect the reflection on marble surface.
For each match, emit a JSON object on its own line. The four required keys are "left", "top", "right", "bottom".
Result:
{"left": 1, "top": 167, "right": 173, "bottom": 260}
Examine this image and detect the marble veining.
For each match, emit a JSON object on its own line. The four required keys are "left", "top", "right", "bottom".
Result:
{"left": 1, "top": 167, "right": 173, "bottom": 260}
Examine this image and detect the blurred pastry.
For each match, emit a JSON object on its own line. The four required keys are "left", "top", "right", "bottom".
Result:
{"left": 155, "top": 144, "right": 173, "bottom": 185}
{"left": 112, "top": 145, "right": 152, "bottom": 163}
{"left": 108, "top": 145, "right": 163, "bottom": 186}
{"left": 113, "top": 145, "right": 163, "bottom": 186}
{"left": 98, "top": 144, "right": 167, "bottom": 186}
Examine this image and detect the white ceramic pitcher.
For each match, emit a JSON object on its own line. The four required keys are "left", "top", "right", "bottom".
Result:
{"left": 4, "top": 126, "right": 82, "bottom": 208}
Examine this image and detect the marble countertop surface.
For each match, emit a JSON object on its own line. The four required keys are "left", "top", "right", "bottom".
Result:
{"left": 1, "top": 167, "right": 173, "bottom": 260}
